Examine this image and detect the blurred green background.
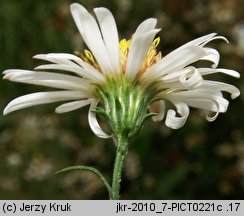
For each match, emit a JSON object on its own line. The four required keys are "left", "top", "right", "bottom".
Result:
{"left": 0, "top": 0, "right": 243, "bottom": 199}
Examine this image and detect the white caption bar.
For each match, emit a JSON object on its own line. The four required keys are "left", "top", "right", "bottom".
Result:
{"left": 0, "top": 200, "right": 243, "bottom": 216}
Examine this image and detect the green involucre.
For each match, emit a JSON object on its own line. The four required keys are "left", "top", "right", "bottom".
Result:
{"left": 95, "top": 75, "right": 157, "bottom": 141}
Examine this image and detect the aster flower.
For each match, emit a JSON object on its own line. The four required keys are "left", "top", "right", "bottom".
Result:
{"left": 3, "top": 3, "right": 240, "bottom": 199}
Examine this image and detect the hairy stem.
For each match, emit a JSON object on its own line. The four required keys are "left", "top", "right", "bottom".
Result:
{"left": 110, "top": 136, "right": 128, "bottom": 200}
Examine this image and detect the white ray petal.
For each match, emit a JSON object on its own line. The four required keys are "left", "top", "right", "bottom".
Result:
{"left": 156, "top": 67, "right": 203, "bottom": 91}
{"left": 159, "top": 46, "right": 206, "bottom": 73}
{"left": 88, "top": 100, "right": 111, "bottom": 138}
{"left": 35, "top": 53, "right": 84, "bottom": 68}
{"left": 141, "top": 46, "right": 206, "bottom": 83}
{"left": 184, "top": 97, "right": 228, "bottom": 113}
{"left": 201, "top": 36, "right": 229, "bottom": 47}
{"left": 35, "top": 64, "right": 82, "bottom": 74}
{"left": 165, "top": 102, "right": 189, "bottom": 129}
{"left": 33, "top": 54, "right": 70, "bottom": 65}
{"left": 69, "top": 3, "right": 85, "bottom": 35}
{"left": 35, "top": 53, "right": 85, "bottom": 69}
{"left": 3, "top": 70, "right": 91, "bottom": 92}
{"left": 201, "top": 47, "right": 220, "bottom": 68}
{"left": 206, "top": 111, "right": 219, "bottom": 122}
{"left": 34, "top": 53, "right": 98, "bottom": 72}
{"left": 167, "top": 33, "right": 217, "bottom": 56}
{"left": 3, "top": 91, "right": 87, "bottom": 115}
{"left": 133, "top": 18, "right": 157, "bottom": 37}
{"left": 94, "top": 7, "right": 120, "bottom": 74}
{"left": 70, "top": 3, "right": 112, "bottom": 74}
{"left": 34, "top": 54, "right": 105, "bottom": 82}
{"left": 126, "top": 29, "right": 160, "bottom": 80}
{"left": 198, "top": 68, "right": 240, "bottom": 78}
{"left": 164, "top": 90, "right": 229, "bottom": 113}
{"left": 35, "top": 64, "right": 105, "bottom": 83}
{"left": 142, "top": 33, "right": 221, "bottom": 80}
{"left": 202, "top": 81, "right": 240, "bottom": 99}
{"left": 179, "top": 67, "right": 203, "bottom": 89}
{"left": 55, "top": 99, "right": 93, "bottom": 113}
{"left": 149, "top": 100, "right": 165, "bottom": 122}
{"left": 142, "top": 34, "right": 222, "bottom": 83}
{"left": 160, "top": 69, "right": 187, "bottom": 82}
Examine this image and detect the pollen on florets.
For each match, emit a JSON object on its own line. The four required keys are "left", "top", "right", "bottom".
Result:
{"left": 75, "top": 50, "right": 102, "bottom": 72}
{"left": 119, "top": 37, "right": 162, "bottom": 77}
{"left": 75, "top": 37, "right": 162, "bottom": 78}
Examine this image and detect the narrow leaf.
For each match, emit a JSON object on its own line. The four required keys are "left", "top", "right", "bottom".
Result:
{"left": 55, "top": 165, "right": 111, "bottom": 195}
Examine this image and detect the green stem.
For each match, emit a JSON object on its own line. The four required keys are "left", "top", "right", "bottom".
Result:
{"left": 110, "top": 136, "right": 128, "bottom": 200}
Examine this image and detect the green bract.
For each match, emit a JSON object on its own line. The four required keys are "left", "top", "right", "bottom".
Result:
{"left": 95, "top": 75, "right": 157, "bottom": 141}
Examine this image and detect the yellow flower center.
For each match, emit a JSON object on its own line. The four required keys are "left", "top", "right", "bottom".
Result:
{"left": 75, "top": 37, "right": 162, "bottom": 76}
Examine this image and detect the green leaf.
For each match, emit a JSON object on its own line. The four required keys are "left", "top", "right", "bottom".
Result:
{"left": 55, "top": 165, "right": 112, "bottom": 195}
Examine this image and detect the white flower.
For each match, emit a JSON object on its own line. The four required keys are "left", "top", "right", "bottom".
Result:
{"left": 3, "top": 3, "right": 240, "bottom": 138}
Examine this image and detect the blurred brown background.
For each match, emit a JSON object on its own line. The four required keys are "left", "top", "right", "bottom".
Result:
{"left": 0, "top": 0, "right": 243, "bottom": 199}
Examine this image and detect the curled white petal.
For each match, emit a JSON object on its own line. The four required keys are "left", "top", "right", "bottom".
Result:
{"left": 55, "top": 99, "right": 93, "bottom": 113}
{"left": 3, "top": 91, "right": 87, "bottom": 115}
{"left": 149, "top": 100, "right": 165, "bottom": 122}
{"left": 179, "top": 67, "right": 203, "bottom": 89}
{"left": 201, "top": 47, "right": 220, "bottom": 68}
{"left": 88, "top": 100, "right": 111, "bottom": 138}
{"left": 202, "top": 81, "right": 240, "bottom": 99}
{"left": 163, "top": 90, "right": 229, "bottom": 113}
{"left": 165, "top": 102, "right": 189, "bottom": 129}
{"left": 161, "top": 33, "right": 216, "bottom": 59}
{"left": 201, "top": 35, "right": 229, "bottom": 47}
{"left": 206, "top": 112, "right": 219, "bottom": 122}
{"left": 141, "top": 33, "right": 230, "bottom": 85}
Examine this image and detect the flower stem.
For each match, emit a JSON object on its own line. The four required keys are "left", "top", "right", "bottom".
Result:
{"left": 110, "top": 136, "right": 128, "bottom": 200}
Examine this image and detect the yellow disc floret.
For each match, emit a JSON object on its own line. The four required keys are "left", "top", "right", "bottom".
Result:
{"left": 138, "top": 37, "right": 162, "bottom": 77}
{"left": 119, "top": 39, "right": 131, "bottom": 74}
{"left": 75, "top": 37, "right": 162, "bottom": 77}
